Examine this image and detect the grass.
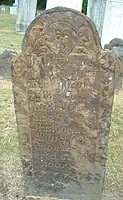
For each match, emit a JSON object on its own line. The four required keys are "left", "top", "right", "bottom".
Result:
{"left": 0, "top": 81, "right": 24, "bottom": 200}
{"left": 103, "top": 93, "right": 123, "bottom": 197}
{"left": 0, "top": 13, "right": 123, "bottom": 199}
{"left": 0, "top": 13, "right": 23, "bottom": 53}
{"left": 0, "top": 13, "right": 16, "bottom": 31}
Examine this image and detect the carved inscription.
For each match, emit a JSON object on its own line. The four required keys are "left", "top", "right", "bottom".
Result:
{"left": 23, "top": 54, "right": 112, "bottom": 186}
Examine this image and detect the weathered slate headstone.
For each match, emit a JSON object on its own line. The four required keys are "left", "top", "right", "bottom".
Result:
{"left": 104, "top": 38, "right": 123, "bottom": 93}
{"left": 12, "top": 7, "right": 115, "bottom": 200}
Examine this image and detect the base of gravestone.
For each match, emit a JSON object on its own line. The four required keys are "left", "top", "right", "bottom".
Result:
{"left": 23, "top": 175, "right": 103, "bottom": 200}
{"left": 16, "top": 31, "right": 25, "bottom": 35}
{"left": 24, "top": 195, "right": 102, "bottom": 200}
{"left": 16, "top": 22, "right": 29, "bottom": 34}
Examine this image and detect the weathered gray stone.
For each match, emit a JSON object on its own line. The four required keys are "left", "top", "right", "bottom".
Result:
{"left": 0, "top": 50, "right": 17, "bottom": 79}
{"left": 109, "top": 38, "right": 123, "bottom": 58}
{"left": 16, "top": 0, "right": 37, "bottom": 34}
{"left": 87, "top": 0, "right": 107, "bottom": 38}
{"left": 12, "top": 7, "right": 115, "bottom": 200}
{"left": 104, "top": 38, "right": 123, "bottom": 93}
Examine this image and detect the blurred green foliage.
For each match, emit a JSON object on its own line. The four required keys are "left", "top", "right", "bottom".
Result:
{"left": 0, "top": 0, "right": 14, "bottom": 6}
{"left": 82, "top": 0, "right": 88, "bottom": 14}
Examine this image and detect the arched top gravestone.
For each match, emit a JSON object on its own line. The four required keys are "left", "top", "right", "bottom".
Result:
{"left": 12, "top": 7, "right": 115, "bottom": 200}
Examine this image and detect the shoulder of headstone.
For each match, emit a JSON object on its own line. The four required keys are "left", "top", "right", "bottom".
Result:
{"left": 103, "top": 47, "right": 123, "bottom": 76}
{"left": 97, "top": 49, "right": 116, "bottom": 72}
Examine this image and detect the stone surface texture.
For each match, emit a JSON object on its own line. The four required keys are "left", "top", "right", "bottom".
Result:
{"left": 12, "top": 7, "right": 115, "bottom": 200}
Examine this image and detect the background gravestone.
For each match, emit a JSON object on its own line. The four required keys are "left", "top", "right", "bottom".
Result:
{"left": 104, "top": 38, "right": 123, "bottom": 93}
{"left": 0, "top": 5, "right": 10, "bottom": 13}
{"left": 16, "top": 0, "right": 37, "bottom": 33}
{"left": 12, "top": 7, "right": 115, "bottom": 200}
{"left": 10, "top": 0, "right": 18, "bottom": 15}
{"left": 101, "top": 0, "right": 123, "bottom": 47}
{"left": 0, "top": 5, "right": 5, "bottom": 12}
{"left": 87, "top": 0, "right": 107, "bottom": 38}
{"left": 0, "top": 50, "right": 17, "bottom": 79}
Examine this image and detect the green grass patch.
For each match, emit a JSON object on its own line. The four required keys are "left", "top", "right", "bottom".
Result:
{"left": 0, "top": 32, "right": 23, "bottom": 53}
{"left": 0, "top": 13, "right": 16, "bottom": 31}
{"left": 0, "top": 13, "right": 23, "bottom": 53}
{"left": 0, "top": 86, "right": 18, "bottom": 158}
{"left": 103, "top": 93, "right": 123, "bottom": 195}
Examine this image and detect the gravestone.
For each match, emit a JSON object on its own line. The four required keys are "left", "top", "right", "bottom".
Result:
{"left": 10, "top": 7, "right": 17, "bottom": 16}
{"left": 0, "top": 5, "right": 10, "bottom": 13}
{"left": 0, "top": 50, "right": 17, "bottom": 79}
{"left": 14, "top": 0, "right": 18, "bottom": 6}
{"left": 101, "top": 0, "right": 123, "bottom": 47}
{"left": 46, "top": 0, "right": 83, "bottom": 11}
{"left": 12, "top": 7, "right": 115, "bottom": 200}
{"left": 104, "top": 38, "right": 123, "bottom": 93}
{"left": 87, "top": 0, "right": 107, "bottom": 38}
{"left": 10, "top": 0, "right": 18, "bottom": 16}
{"left": 0, "top": 5, "right": 5, "bottom": 12}
{"left": 16, "top": 0, "right": 37, "bottom": 34}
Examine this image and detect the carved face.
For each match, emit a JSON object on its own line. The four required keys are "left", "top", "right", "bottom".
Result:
{"left": 47, "top": 22, "right": 77, "bottom": 55}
